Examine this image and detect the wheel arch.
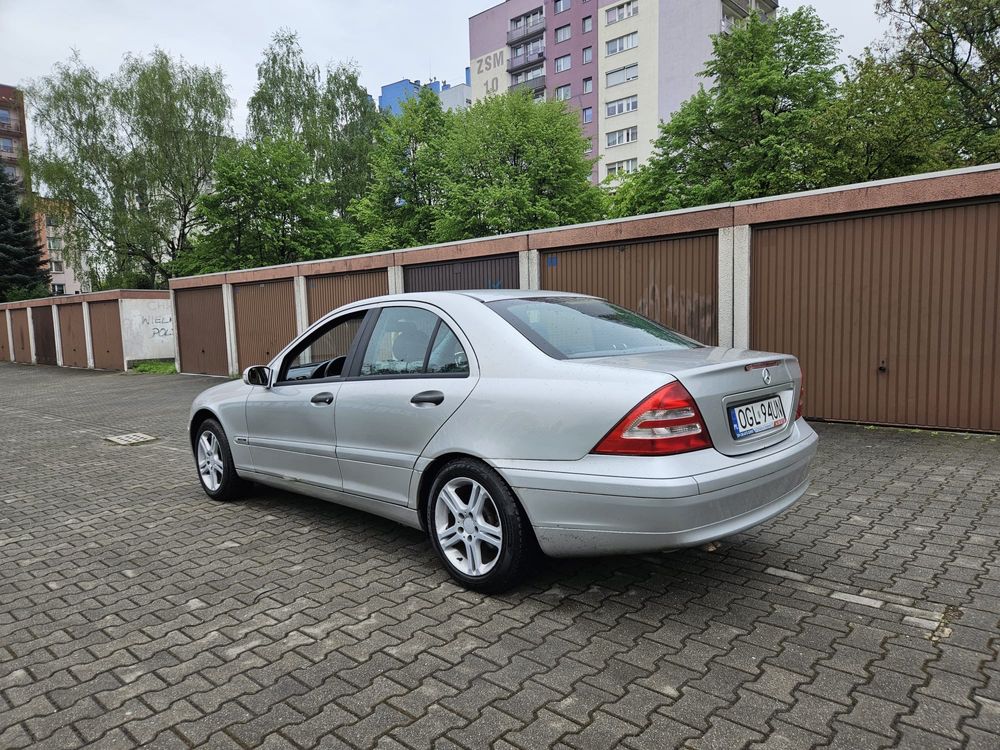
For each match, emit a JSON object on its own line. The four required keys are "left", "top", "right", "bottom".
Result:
{"left": 189, "top": 408, "right": 221, "bottom": 448}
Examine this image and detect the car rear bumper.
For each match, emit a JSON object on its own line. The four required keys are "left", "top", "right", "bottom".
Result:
{"left": 494, "top": 420, "right": 818, "bottom": 557}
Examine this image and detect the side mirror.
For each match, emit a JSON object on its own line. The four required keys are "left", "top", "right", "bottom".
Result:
{"left": 243, "top": 365, "right": 271, "bottom": 387}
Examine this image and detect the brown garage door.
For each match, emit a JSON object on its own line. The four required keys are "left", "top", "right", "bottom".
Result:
{"left": 403, "top": 254, "right": 519, "bottom": 292}
{"left": 233, "top": 280, "right": 297, "bottom": 372}
{"left": 541, "top": 234, "right": 719, "bottom": 344}
{"left": 11, "top": 309, "right": 31, "bottom": 363}
{"left": 751, "top": 200, "right": 1000, "bottom": 432}
{"left": 59, "top": 304, "right": 88, "bottom": 368}
{"left": 307, "top": 270, "right": 389, "bottom": 323}
{"left": 175, "top": 287, "right": 228, "bottom": 375}
{"left": 0, "top": 311, "right": 10, "bottom": 361}
{"left": 32, "top": 306, "right": 58, "bottom": 366}
{"left": 89, "top": 300, "right": 124, "bottom": 370}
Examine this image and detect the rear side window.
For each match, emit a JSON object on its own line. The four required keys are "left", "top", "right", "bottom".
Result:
{"left": 359, "top": 306, "right": 470, "bottom": 377}
{"left": 488, "top": 297, "right": 700, "bottom": 359}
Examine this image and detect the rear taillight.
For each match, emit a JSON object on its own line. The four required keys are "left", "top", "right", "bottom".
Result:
{"left": 796, "top": 372, "right": 805, "bottom": 420}
{"left": 593, "top": 382, "right": 713, "bottom": 456}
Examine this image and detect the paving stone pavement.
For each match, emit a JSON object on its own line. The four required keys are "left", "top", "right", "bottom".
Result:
{"left": 1, "top": 361, "right": 999, "bottom": 750}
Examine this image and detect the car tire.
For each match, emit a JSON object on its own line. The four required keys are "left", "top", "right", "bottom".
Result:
{"left": 426, "top": 458, "right": 535, "bottom": 593}
{"left": 194, "top": 418, "right": 246, "bottom": 502}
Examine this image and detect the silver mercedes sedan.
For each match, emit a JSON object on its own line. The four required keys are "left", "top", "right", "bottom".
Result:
{"left": 189, "top": 291, "right": 817, "bottom": 592}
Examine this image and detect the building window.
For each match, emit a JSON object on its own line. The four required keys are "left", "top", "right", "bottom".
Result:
{"left": 46, "top": 214, "right": 59, "bottom": 227}
{"left": 0, "top": 109, "right": 10, "bottom": 124}
{"left": 583, "top": 77, "right": 593, "bottom": 94}
{"left": 52, "top": 283, "right": 65, "bottom": 295}
{"left": 51, "top": 260, "right": 64, "bottom": 273}
{"left": 607, "top": 158, "right": 638, "bottom": 177}
{"left": 513, "top": 65, "right": 545, "bottom": 84}
{"left": 514, "top": 38, "right": 544, "bottom": 58}
{"left": 606, "top": 64, "right": 638, "bottom": 87}
{"left": 0, "top": 137, "right": 12, "bottom": 152}
{"left": 2, "top": 165, "right": 16, "bottom": 178}
{"left": 607, "top": 31, "right": 638, "bottom": 56}
{"left": 555, "top": 24, "right": 571, "bottom": 42}
{"left": 583, "top": 16, "right": 593, "bottom": 32}
{"left": 606, "top": 1, "right": 638, "bottom": 25}
{"left": 607, "top": 94, "right": 639, "bottom": 117}
{"left": 585, "top": 138, "right": 593, "bottom": 154}
{"left": 555, "top": 54, "right": 571, "bottom": 73}
{"left": 556, "top": 84, "right": 571, "bottom": 101}
{"left": 554, "top": 0, "right": 570, "bottom": 12}
{"left": 582, "top": 46, "right": 593, "bottom": 64}
{"left": 582, "top": 107, "right": 593, "bottom": 124}
{"left": 47, "top": 237, "right": 64, "bottom": 251}
{"left": 607, "top": 126, "right": 639, "bottom": 147}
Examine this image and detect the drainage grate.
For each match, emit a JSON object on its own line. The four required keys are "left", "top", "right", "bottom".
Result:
{"left": 105, "top": 433, "right": 157, "bottom": 446}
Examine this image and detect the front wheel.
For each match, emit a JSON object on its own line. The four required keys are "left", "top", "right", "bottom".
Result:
{"left": 426, "top": 459, "right": 535, "bottom": 593}
{"left": 194, "top": 418, "right": 246, "bottom": 501}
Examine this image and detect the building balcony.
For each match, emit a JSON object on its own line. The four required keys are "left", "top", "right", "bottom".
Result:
{"left": 507, "top": 17, "right": 545, "bottom": 45}
{"left": 508, "top": 50, "right": 545, "bottom": 73}
{"left": 510, "top": 75, "right": 546, "bottom": 94}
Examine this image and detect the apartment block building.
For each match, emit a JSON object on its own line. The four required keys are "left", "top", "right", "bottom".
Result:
{"left": 1, "top": 84, "right": 87, "bottom": 295}
{"left": 469, "top": 0, "right": 778, "bottom": 183}
{"left": 378, "top": 70, "right": 473, "bottom": 115}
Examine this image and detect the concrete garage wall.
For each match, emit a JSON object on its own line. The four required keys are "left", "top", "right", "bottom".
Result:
{"left": 0, "top": 290, "right": 170, "bottom": 372}
{"left": 120, "top": 298, "right": 174, "bottom": 367}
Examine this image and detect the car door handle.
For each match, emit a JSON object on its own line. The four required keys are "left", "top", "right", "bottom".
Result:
{"left": 310, "top": 392, "right": 334, "bottom": 405}
{"left": 411, "top": 390, "right": 444, "bottom": 406}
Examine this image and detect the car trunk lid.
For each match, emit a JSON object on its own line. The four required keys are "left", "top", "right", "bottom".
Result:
{"left": 575, "top": 347, "right": 802, "bottom": 456}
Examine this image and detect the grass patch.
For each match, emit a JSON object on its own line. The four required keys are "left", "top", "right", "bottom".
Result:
{"left": 131, "top": 360, "right": 176, "bottom": 375}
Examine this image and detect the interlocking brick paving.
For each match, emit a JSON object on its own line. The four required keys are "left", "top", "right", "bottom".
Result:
{"left": 1, "top": 362, "right": 998, "bottom": 749}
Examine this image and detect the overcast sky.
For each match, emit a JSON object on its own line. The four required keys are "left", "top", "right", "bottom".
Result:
{"left": 1, "top": 0, "right": 888, "bottom": 134}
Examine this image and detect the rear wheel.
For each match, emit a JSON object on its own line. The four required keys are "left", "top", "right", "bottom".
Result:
{"left": 426, "top": 458, "right": 535, "bottom": 593}
{"left": 194, "top": 418, "right": 246, "bottom": 501}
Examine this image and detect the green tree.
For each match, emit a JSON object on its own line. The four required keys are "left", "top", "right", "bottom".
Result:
{"left": 878, "top": 0, "right": 1000, "bottom": 161}
{"left": 434, "top": 90, "right": 603, "bottom": 241}
{"left": 247, "top": 30, "right": 381, "bottom": 218}
{"left": 180, "top": 138, "right": 354, "bottom": 275}
{"left": 351, "top": 87, "right": 450, "bottom": 252}
{"left": 0, "top": 171, "right": 49, "bottom": 302}
{"left": 610, "top": 8, "right": 842, "bottom": 216}
{"left": 28, "top": 50, "right": 232, "bottom": 288}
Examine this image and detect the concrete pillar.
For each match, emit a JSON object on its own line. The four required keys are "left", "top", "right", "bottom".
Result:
{"left": 81, "top": 301, "right": 95, "bottom": 368}
{"left": 117, "top": 299, "right": 129, "bottom": 371}
{"left": 519, "top": 250, "right": 540, "bottom": 290}
{"left": 26, "top": 306, "right": 37, "bottom": 364}
{"left": 222, "top": 283, "right": 239, "bottom": 377}
{"left": 387, "top": 266, "right": 405, "bottom": 295}
{"left": 717, "top": 228, "right": 735, "bottom": 348}
{"left": 294, "top": 275, "right": 309, "bottom": 334}
{"left": 4, "top": 310, "right": 13, "bottom": 362}
{"left": 52, "top": 304, "right": 64, "bottom": 367}
{"left": 733, "top": 225, "right": 752, "bottom": 350}
{"left": 169, "top": 289, "right": 182, "bottom": 373}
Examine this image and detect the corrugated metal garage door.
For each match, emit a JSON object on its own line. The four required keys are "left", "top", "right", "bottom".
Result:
{"left": 0, "top": 312, "right": 8, "bottom": 361}
{"left": 11, "top": 309, "right": 31, "bottom": 363}
{"left": 751, "top": 201, "right": 1000, "bottom": 431}
{"left": 541, "top": 234, "right": 719, "bottom": 344}
{"left": 307, "top": 270, "right": 388, "bottom": 323}
{"left": 233, "top": 280, "right": 297, "bottom": 371}
{"left": 89, "top": 301, "right": 124, "bottom": 370}
{"left": 59, "top": 304, "right": 88, "bottom": 368}
{"left": 403, "top": 254, "right": 519, "bottom": 292}
{"left": 175, "top": 287, "right": 228, "bottom": 375}
{"left": 32, "top": 306, "right": 58, "bottom": 366}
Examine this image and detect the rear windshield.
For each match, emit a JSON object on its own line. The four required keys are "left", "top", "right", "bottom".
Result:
{"left": 488, "top": 297, "right": 701, "bottom": 359}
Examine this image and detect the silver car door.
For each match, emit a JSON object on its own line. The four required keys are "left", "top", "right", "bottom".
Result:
{"left": 334, "top": 304, "right": 478, "bottom": 505}
{"left": 245, "top": 310, "right": 368, "bottom": 490}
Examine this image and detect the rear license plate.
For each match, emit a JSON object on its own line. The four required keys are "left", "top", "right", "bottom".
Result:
{"left": 729, "top": 396, "right": 787, "bottom": 439}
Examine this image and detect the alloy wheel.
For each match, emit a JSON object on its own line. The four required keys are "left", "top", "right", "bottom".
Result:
{"left": 434, "top": 477, "right": 503, "bottom": 577}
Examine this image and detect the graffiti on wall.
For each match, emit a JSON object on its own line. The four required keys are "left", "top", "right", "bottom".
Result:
{"left": 141, "top": 314, "right": 173, "bottom": 339}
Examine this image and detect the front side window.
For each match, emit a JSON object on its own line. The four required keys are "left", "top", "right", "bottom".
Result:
{"left": 555, "top": 54, "right": 571, "bottom": 73}
{"left": 555, "top": 24, "right": 571, "bottom": 42}
{"left": 489, "top": 297, "right": 698, "bottom": 359}
{"left": 280, "top": 312, "right": 366, "bottom": 382}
